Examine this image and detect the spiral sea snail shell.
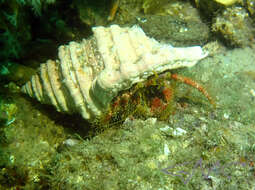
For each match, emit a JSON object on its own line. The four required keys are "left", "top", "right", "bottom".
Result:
{"left": 21, "top": 25, "right": 208, "bottom": 122}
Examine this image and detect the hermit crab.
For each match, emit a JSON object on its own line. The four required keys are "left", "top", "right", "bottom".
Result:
{"left": 21, "top": 25, "right": 213, "bottom": 126}
{"left": 98, "top": 70, "right": 215, "bottom": 126}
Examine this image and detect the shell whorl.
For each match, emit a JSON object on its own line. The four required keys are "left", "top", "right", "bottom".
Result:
{"left": 21, "top": 25, "right": 208, "bottom": 122}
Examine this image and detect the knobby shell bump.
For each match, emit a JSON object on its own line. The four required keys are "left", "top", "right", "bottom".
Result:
{"left": 21, "top": 25, "right": 208, "bottom": 122}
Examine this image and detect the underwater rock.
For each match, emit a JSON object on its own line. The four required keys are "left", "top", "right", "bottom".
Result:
{"left": 74, "top": 0, "right": 111, "bottom": 26}
{"left": 0, "top": 62, "right": 36, "bottom": 85}
{"left": 21, "top": 25, "right": 208, "bottom": 122}
{"left": 212, "top": 6, "right": 254, "bottom": 47}
{"left": 137, "top": 15, "right": 210, "bottom": 46}
{"left": 194, "top": 0, "right": 243, "bottom": 18}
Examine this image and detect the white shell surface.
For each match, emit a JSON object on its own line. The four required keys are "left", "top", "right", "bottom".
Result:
{"left": 21, "top": 25, "right": 208, "bottom": 122}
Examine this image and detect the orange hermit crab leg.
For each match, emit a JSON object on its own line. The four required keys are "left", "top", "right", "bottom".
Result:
{"left": 171, "top": 73, "right": 215, "bottom": 107}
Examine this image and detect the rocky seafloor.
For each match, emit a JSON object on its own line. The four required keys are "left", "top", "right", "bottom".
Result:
{"left": 1, "top": 0, "right": 255, "bottom": 189}
{"left": 0, "top": 44, "right": 255, "bottom": 189}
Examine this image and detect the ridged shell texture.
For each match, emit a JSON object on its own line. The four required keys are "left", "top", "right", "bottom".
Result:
{"left": 21, "top": 25, "right": 207, "bottom": 122}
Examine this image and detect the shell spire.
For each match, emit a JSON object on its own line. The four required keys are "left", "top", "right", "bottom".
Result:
{"left": 21, "top": 25, "right": 208, "bottom": 122}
